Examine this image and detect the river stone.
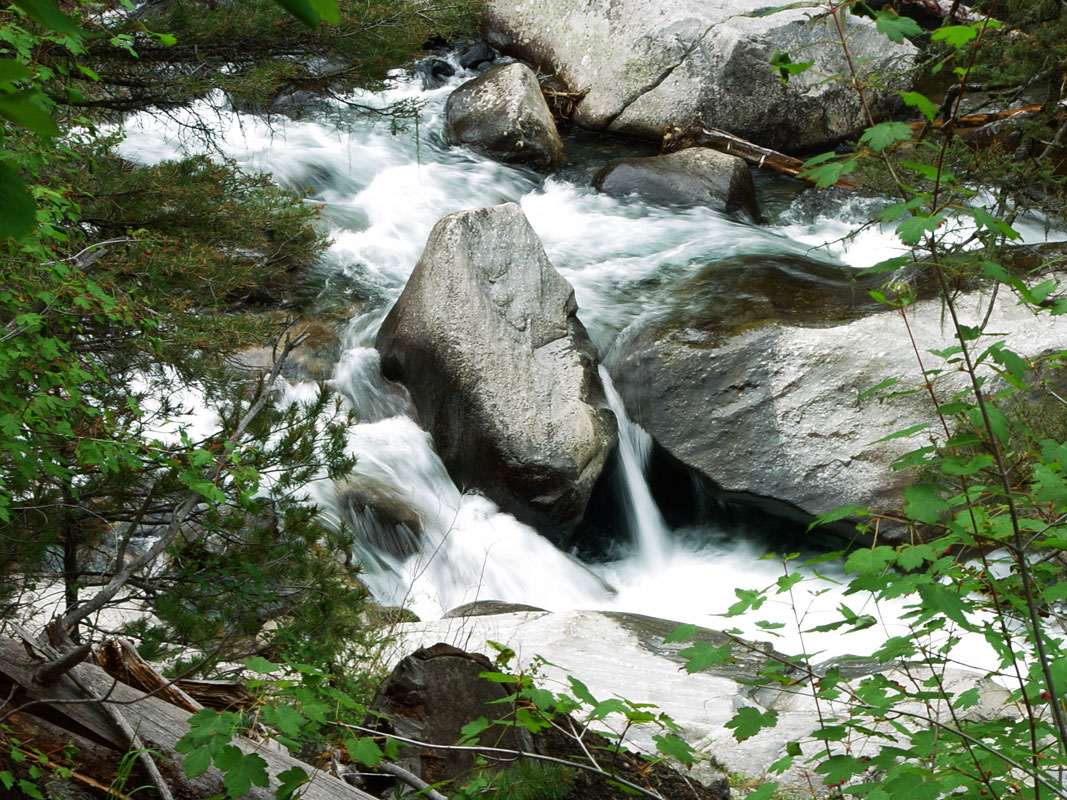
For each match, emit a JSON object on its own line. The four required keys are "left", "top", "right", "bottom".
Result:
{"left": 484, "top": 0, "right": 916, "bottom": 152}
{"left": 366, "top": 644, "right": 534, "bottom": 788}
{"left": 445, "top": 62, "right": 564, "bottom": 171}
{"left": 375, "top": 203, "right": 616, "bottom": 541}
{"left": 592, "top": 148, "right": 759, "bottom": 219}
{"left": 384, "top": 610, "right": 1014, "bottom": 794}
{"left": 334, "top": 476, "right": 422, "bottom": 560}
{"left": 444, "top": 600, "right": 548, "bottom": 617}
{"left": 605, "top": 258, "right": 1067, "bottom": 525}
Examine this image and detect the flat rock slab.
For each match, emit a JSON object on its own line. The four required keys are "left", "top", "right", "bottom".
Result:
{"left": 382, "top": 609, "right": 1015, "bottom": 792}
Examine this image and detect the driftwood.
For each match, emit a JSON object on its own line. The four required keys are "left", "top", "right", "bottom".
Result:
{"left": 94, "top": 638, "right": 202, "bottom": 714}
{"left": 662, "top": 123, "right": 858, "bottom": 189}
{"left": 93, "top": 639, "right": 255, "bottom": 714}
{"left": 177, "top": 678, "right": 259, "bottom": 712}
{"left": 908, "top": 104, "right": 1043, "bottom": 132}
{"left": 0, "top": 636, "right": 376, "bottom": 800}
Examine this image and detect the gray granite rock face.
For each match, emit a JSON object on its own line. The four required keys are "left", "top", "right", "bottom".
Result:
{"left": 445, "top": 62, "right": 564, "bottom": 171}
{"left": 605, "top": 259, "right": 1067, "bottom": 523}
{"left": 375, "top": 203, "right": 616, "bottom": 541}
{"left": 592, "top": 148, "right": 759, "bottom": 219}
{"left": 484, "top": 0, "right": 916, "bottom": 152}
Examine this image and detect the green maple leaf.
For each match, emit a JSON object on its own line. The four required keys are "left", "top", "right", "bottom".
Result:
{"left": 897, "top": 214, "right": 944, "bottom": 245}
{"left": 214, "top": 746, "right": 269, "bottom": 798}
{"left": 815, "top": 754, "right": 866, "bottom": 785}
{"left": 875, "top": 9, "right": 922, "bottom": 43}
{"left": 725, "top": 707, "right": 778, "bottom": 741}
{"left": 654, "top": 733, "right": 697, "bottom": 765}
{"left": 679, "top": 641, "right": 733, "bottom": 673}
{"left": 346, "top": 736, "right": 384, "bottom": 767}
{"left": 860, "top": 121, "right": 913, "bottom": 152}
{"left": 931, "top": 24, "right": 978, "bottom": 49}
{"left": 844, "top": 546, "right": 895, "bottom": 576}
{"left": 276, "top": 767, "right": 309, "bottom": 800}
{"left": 917, "top": 583, "right": 973, "bottom": 628}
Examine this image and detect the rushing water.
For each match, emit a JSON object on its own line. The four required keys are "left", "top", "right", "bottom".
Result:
{"left": 116, "top": 57, "right": 1061, "bottom": 666}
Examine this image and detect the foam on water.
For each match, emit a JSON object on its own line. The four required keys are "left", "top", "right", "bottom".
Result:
{"left": 118, "top": 64, "right": 1065, "bottom": 666}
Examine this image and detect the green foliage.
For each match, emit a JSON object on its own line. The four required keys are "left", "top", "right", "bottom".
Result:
{"left": 453, "top": 762, "right": 575, "bottom": 800}
{"left": 667, "top": 3, "right": 1067, "bottom": 799}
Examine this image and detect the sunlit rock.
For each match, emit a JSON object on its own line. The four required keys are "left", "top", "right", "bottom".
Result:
{"left": 605, "top": 257, "right": 1067, "bottom": 528}
{"left": 484, "top": 0, "right": 916, "bottom": 152}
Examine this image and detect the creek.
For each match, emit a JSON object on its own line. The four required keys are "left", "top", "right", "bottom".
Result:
{"left": 116, "top": 56, "right": 1063, "bottom": 668}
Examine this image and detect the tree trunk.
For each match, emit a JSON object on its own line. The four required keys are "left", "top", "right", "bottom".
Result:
{"left": 0, "top": 637, "right": 377, "bottom": 800}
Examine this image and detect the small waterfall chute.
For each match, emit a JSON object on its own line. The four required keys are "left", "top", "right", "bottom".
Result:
{"left": 599, "top": 367, "right": 671, "bottom": 566}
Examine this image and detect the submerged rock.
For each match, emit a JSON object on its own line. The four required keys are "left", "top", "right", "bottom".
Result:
{"left": 445, "top": 62, "right": 564, "bottom": 171}
{"left": 334, "top": 476, "right": 422, "bottom": 560}
{"left": 592, "top": 147, "right": 758, "bottom": 219}
{"left": 484, "top": 0, "right": 915, "bottom": 152}
{"left": 375, "top": 203, "right": 616, "bottom": 542}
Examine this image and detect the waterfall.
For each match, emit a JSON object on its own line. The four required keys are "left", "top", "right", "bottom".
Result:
{"left": 599, "top": 367, "right": 670, "bottom": 566}
{"left": 294, "top": 341, "right": 613, "bottom": 620}
{"left": 112, "top": 64, "right": 1038, "bottom": 665}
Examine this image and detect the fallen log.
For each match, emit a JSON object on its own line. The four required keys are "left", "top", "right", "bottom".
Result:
{"left": 0, "top": 636, "right": 376, "bottom": 800}
{"left": 94, "top": 638, "right": 202, "bottom": 714}
{"left": 661, "top": 124, "right": 857, "bottom": 189}
{"left": 908, "top": 104, "right": 1043, "bottom": 131}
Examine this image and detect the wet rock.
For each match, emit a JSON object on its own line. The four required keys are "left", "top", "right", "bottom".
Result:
{"left": 605, "top": 257, "right": 1067, "bottom": 523}
{"left": 444, "top": 600, "right": 548, "bottom": 618}
{"left": 458, "top": 41, "right": 498, "bottom": 71}
{"left": 592, "top": 148, "right": 758, "bottom": 219}
{"left": 334, "top": 476, "right": 422, "bottom": 560}
{"left": 366, "top": 644, "right": 535, "bottom": 788}
{"left": 375, "top": 203, "right": 616, "bottom": 542}
{"left": 416, "top": 56, "right": 456, "bottom": 90}
{"left": 445, "top": 62, "right": 564, "bottom": 171}
{"left": 484, "top": 0, "right": 916, "bottom": 152}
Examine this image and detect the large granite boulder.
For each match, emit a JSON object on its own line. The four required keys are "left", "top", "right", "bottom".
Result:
{"left": 375, "top": 203, "right": 616, "bottom": 541}
{"left": 445, "top": 62, "right": 564, "bottom": 171}
{"left": 604, "top": 255, "right": 1067, "bottom": 526}
{"left": 592, "top": 147, "right": 758, "bottom": 219}
{"left": 484, "top": 0, "right": 916, "bottom": 152}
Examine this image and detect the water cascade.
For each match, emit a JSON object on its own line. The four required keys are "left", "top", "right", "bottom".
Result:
{"left": 115, "top": 57, "right": 1061, "bottom": 663}
{"left": 599, "top": 367, "right": 670, "bottom": 567}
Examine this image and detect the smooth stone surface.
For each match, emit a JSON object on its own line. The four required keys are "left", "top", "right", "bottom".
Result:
{"left": 445, "top": 62, "right": 564, "bottom": 171}
{"left": 375, "top": 203, "right": 616, "bottom": 541}
{"left": 484, "top": 0, "right": 915, "bottom": 152}
{"left": 592, "top": 148, "right": 759, "bottom": 219}
{"left": 383, "top": 610, "right": 1013, "bottom": 792}
{"left": 606, "top": 264, "right": 1067, "bottom": 523}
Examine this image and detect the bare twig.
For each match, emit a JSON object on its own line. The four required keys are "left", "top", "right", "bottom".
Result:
{"left": 332, "top": 723, "right": 668, "bottom": 800}
{"left": 375, "top": 761, "right": 449, "bottom": 800}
